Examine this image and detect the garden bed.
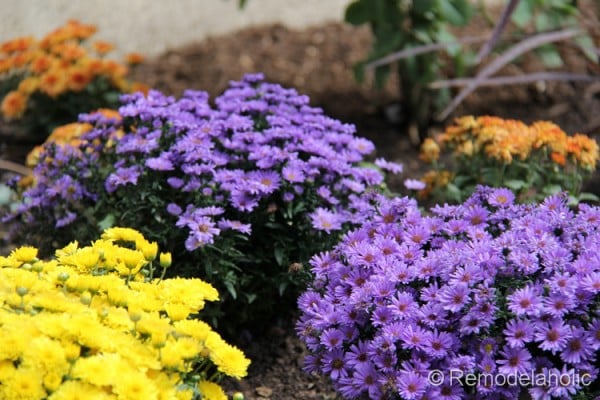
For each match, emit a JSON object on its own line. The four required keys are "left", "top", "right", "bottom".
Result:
{"left": 1, "top": 17, "right": 600, "bottom": 400}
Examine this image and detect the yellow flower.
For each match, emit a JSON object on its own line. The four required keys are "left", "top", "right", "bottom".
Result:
{"left": 113, "top": 369, "right": 159, "bottom": 400}
{"left": 173, "top": 319, "right": 213, "bottom": 341}
{"left": 419, "top": 138, "right": 440, "bottom": 163}
{"left": 102, "top": 227, "right": 145, "bottom": 244}
{"left": 46, "top": 380, "right": 112, "bottom": 400}
{"left": 21, "top": 336, "right": 69, "bottom": 375}
{"left": 0, "top": 360, "right": 16, "bottom": 381}
{"left": 0, "top": 367, "right": 47, "bottom": 400}
{"left": 164, "top": 302, "right": 192, "bottom": 321}
{"left": 197, "top": 381, "right": 227, "bottom": 400}
{"left": 205, "top": 332, "right": 250, "bottom": 379}
{"left": 10, "top": 245, "right": 38, "bottom": 263}
{"left": 71, "top": 353, "right": 122, "bottom": 387}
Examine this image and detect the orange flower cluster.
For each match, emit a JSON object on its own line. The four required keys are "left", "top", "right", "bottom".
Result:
{"left": 26, "top": 109, "right": 122, "bottom": 167}
{"left": 431, "top": 116, "right": 599, "bottom": 170}
{"left": 0, "top": 20, "right": 147, "bottom": 119}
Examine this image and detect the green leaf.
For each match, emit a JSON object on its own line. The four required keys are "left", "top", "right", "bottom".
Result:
{"left": 504, "top": 179, "right": 526, "bottom": 190}
{"left": 413, "top": 0, "right": 436, "bottom": 15}
{"left": 445, "top": 182, "right": 462, "bottom": 203}
{"left": 245, "top": 293, "right": 257, "bottom": 304}
{"left": 542, "top": 184, "right": 563, "bottom": 195}
{"left": 0, "top": 184, "right": 13, "bottom": 206}
{"left": 345, "top": 0, "right": 373, "bottom": 25}
{"left": 224, "top": 281, "right": 237, "bottom": 300}
{"left": 278, "top": 281, "right": 288, "bottom": 297}
{"left": 577, "top": 192, "right": 600, "bottom": 202}
{"left": 512, "top": 0, "right": 534, "bottom": 28}
{"left": 439, "top": 0, "right": 473, "bottom": 26}
{"left": 274, "top": 246, "right": 285, "bottom": 266}
{"left": 535, "top": 44, "right": 564, "bottom": 68}
{"left": 97, "top": 214, "right": 115, "bottom": 231}
{"left": 574, "top": 35, "right": 599, "bottom": 63}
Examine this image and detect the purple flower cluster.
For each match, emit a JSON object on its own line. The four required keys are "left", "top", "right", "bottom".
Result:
{"left": 5, "top": 73, "right": 401, "bottom": 251}
{"left": 297, "top": 187, "right": 600, "bottom": 399}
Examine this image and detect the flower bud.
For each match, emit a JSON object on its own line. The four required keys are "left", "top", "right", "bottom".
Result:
{"left": 233, "top": 393, "right": 245, "bottom": 400}
{"left": 159, "top": 252, "right": 172, "bottom": 269}
{"left": 16, "top": 286, "right": 28, "bottom": 296}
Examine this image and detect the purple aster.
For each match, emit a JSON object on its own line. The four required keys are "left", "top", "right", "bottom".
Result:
{"left": 504, "top": 318, "right": 534, "bottom": 348}
{"left": 230, "top": 192, "right": 259, "bottom": 212}
{"left": 438, "top": 283, "right": 471, "bottom": 313}
{"left": 310, "top": 208, "right": 343, "bottom": 233}
{"left": 507, "top": 285, "right": 542, "bottom": 317}
{"left": 547, "top": 366, "right": 581, "bottom": 398}
{"left": 104, "top": 166, "right": 140, "bottom": 193}
{"left": 418, "top": 303, "right": 448, "bottom": 329}
{"left": 345, "top": 341, "right": 371, "bottom": 369}
{"left": 542, "top": 292, "right": 574, "bottom": 317}
{"left": 320, "top": 328, "right": 345, "bottom": 350}
{"left": 497, "top": 345, "right": 532, "bottom": 375}
{"left": 166, "top": 203, "right": 182, "bottom": 216}
{"left": 560, "top": 327, "right": 593, "bottom": 364}
{"left": 247, "top": 170, "right": 281, "bottom": 195}
{"left": 423, "top": 330, "right": 454, "bottom": 359}
{"left": 429, "top": 382, "right": 464, "bottom": 400}
{"left": 397, "top": 370, "right": 427, "bottom": 400}
{"left": 348, "top": 137, "right": 375, "bottom": 155}
{"left": 321, "top": 348, "right": 349, "bottom": 381}
{"left": 399, "top": 323, "right": 428, "bottom": 351}
{"left": 281, "top": 163, "right": 305, "bottom": 183}
{"left": 387, "top": 291, "right": 417, "bottom": 320}
{"left": 581, "top": 272, "right": 600, "bottom": 294}
{"left": 217, "top": 219, "right": 252, "bottom": 234}
{"left": 534, "top": 320, "right": 571, "bottom": 354}
{"left": 487, "top": 188, "right": 515, "bottom": 207}
{"left": 404, "top": 179, "right": 426, "bottom": 191}
{"left": 588, "top": 319, "right": 600, "bottom": 350}
{"left": 351, "top": 363, "right": 381, "bottom": 399}
{"left": 145, "top": 155, "right": 174, "bottom": 171}
{"left": 374, "top": 157, "right": 403, "bottom": 174}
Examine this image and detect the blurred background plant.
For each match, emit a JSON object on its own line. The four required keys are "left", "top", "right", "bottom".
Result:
{"left": 345, "top": 0, "right": 599, "bottom": 143}
{"left": 417, "top": 115, "right": 599, "bottom": 204}
{"left": 0, "top": 19, "right": 147, "bottom": 143}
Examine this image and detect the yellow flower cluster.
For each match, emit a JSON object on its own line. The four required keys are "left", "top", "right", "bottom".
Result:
{"left": 0, "top": 20, "right": 148, "bottom": 119}
{"left": 0, "top": 227, "right": 250, "bottom": 400}
{"left": 431, "top": 115, "right": 599, "bottom": 170}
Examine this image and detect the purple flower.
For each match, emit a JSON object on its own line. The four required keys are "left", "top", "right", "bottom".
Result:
{"left": 217, "top": 219, "right": 251, "bottom": 234}
{"left": 507, "top": 285, "right": 542, "bottom": 317}
{"left": 497, "top": 345, "right": 532, "bottom": 375}
{"left": 504, "top": 319, "right": 534, "bottom": 348}
{"left": 397, "top": 370, "right": 426, "bottom": 400}
{"left": 145, "top": 155, "right": 174, "bottom": 171}
{"left": 438, "top": 283, "right": 471, "bottom": 313}
{"left": 535, "top": 320, "right": 571, "bottom": 354}
{"left": 375, "top": 158, "right": 403, "bottom": 174}
{"left": 310, "top": 208, "right": 342, "bottom": 233}
{"left": 404, "top": 179, "right": 426, "bottom": 191}
{"left": 104, "top": 166, "right": 141, "bottom": 193}
{"left": 487, "top": 187, "right": 515, "bottom": 207}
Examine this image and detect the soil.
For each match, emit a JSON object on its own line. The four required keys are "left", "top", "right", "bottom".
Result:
{"left": 1, "top": 8, "right": 600, "bottom": 400}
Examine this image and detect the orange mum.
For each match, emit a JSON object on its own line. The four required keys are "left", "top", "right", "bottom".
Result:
{"left": 1, "top": 91, "right": 27, "bottom": 119}
{"left": 93, "top": 40, "right": 114, "bottom": 55}
{"left": 39, "top": 69, "right": 68, "bottom": 97}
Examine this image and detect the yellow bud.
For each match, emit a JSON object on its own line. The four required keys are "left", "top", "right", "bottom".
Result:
{"left": 159, "top": 252, "right": 172, "bottom": 269}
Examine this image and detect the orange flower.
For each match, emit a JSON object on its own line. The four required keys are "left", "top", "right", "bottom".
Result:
{"left": 125, "top": 52, "right": 145, "bottom": 65}
{"left": 30, "top": 53, "right": 55, "bottom": 74}
{"left": 39, "top": 69, "right": 67, "bottom": 97}
{"left": 93, "top": 40, "right": 114, "bottom": 55}
{"left": 550, "top": 152, "right": 566, "bottom": 167}
{"left": 1, "top": 91, "right": 28, "bottom": 118}
{"left": 102, "top": 59, "right": 128, "bottom": 78}
{"left": 1, "top": 36, "right": 35, "bottom": 53}
{"left": 66, "top": 65, "right": 92, "bottom": 91}
{"left": 0, "top": 58, "right": 14, "bottom": 74}
{"left": 17, "top": 77, "right": 40, "bottom": 94}
{"left": 130, "top": 82, "right": 150, "bottom": 95}
{"left": 419, "top": 138, "right": 441, "bottom": 163}
{"left": 53, "top": 42, "right": 87, "bottom": 62}
{"left": 568, "top": 134, "right": 599, "bottom": 170}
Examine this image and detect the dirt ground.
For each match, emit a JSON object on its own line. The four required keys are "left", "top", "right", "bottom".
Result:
{"left": 1, "top": 11, "right": 600, "bottom": 400}
{"left": 128, "top": 17, "right": 600, "bottom": 400}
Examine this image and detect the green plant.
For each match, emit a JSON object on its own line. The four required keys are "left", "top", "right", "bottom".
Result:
{"left": 417, "top": 115, "right": 599, "bottom": 204}
{"left": 345, "top": 0, "right": 475, "bottom": 141}
{"left": 346, "top": 0, "right": 599, "bottom": 137}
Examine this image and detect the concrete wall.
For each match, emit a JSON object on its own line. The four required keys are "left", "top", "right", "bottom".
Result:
{"left": 1, "top": 0, "right": 349, "bottom": 56}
